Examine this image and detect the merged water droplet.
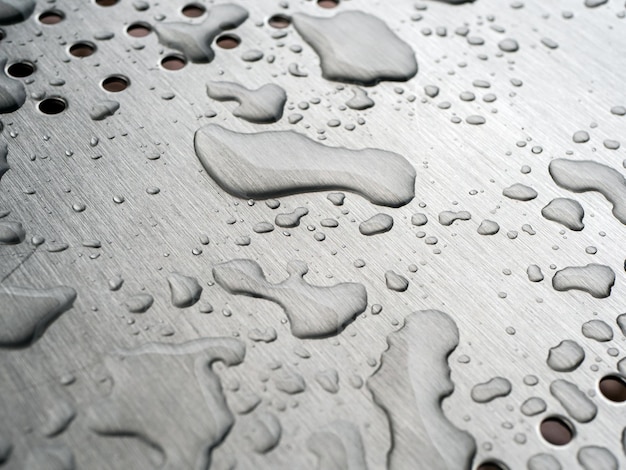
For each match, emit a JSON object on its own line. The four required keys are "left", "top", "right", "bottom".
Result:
{"left": 0, "top": 285, "right": 77, "bottom": 348}
{"left": 552, "top": 264, "right": 615, "bottom": 298}
{"left": 85, "top": 337, "right": 246, "bottom": 469}
{"left": 292, "top": 11, "right": 418, "bottom": 85}
{"left": 206, "top": 81, "right": 286, "bottom": 123}
{"left": 549, "top": 159, "right": 626, "bottom": 224}
{"left": 213, "top": 259, "right": 367, "bottom": 339}
{"left": 471, "top": 377, "right": 512, "bottom": 403}
{"left": 368, "top": 310, "right": 476, "bottom": 469}
{"left": 550, "top": 379, "right": 597, "bottom": 423}
{"left": 154, "top": 3, "right": 249, "bottom": 63}
{"left": 307, "top": 421, "right": 368, "bottom": 470}
{"left": 275, "top": 207, "right": 309, "bottom": 228}
{"left": 577, "top": 446, "right": 618, "bottom": 470}
{"left": 194, "top": 124, "right": 416, "bottom": 207}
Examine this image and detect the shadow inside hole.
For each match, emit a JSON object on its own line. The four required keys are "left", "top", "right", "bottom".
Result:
{"left": 39, "top": 10, "right": 65, "bottom": 25}
{"left": 216, "top": 34, "right": 240, "bottom": 49}
{"left": 317, "top": 0, "right": 339, "bottom": 8}
{"left": 95, "top": 0, "right": 119, "bottom": 6}
{"left": 161, "top": 55, "right": 186, "bottom": 70}
{"left": 102, "top": 76, "right": 129, "bottom": 92}
{"left": 540, "top": 417, "right": 574, "bottom": 446}
{"left": 599, "top": 375, "right": 626, "bottom": 402}
{"left": 39, "top": 97, "right": 67, "bottom": 115}
{"left": 127, "top": 23, "right": 151, "bottom": 37}
{"left": 182, "top": 4, "right": 206, "bottom": 17}
{"left": 477, "top": 462, "right": 508, "bottom": 470}
{"left": 7, "top": 62, "right": 35, "bottom": 78}
{"left": 268, "top": 14, "right": 291, "bottom": 29}
{"left": 70, "top": 42, "right": 96, "bottom": 58}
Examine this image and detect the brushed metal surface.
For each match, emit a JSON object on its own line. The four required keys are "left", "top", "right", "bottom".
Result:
{"left": 0, "top": 0, "right": 625, "bottom": 469}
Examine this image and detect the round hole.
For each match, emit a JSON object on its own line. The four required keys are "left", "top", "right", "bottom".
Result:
{"left": 7, "top": 61, "right": 35, "bottom": 78}
{"left": 95, "top": 0, "right": 119, "bottom": 6}
{"left": 69, "top": 42, "right": 96, "bottom": 58}
{"left": 39, "top": 97, "right": 67, "bottom": 115}
{"left": 161, "top": 55, "right": 186, "bottom": 70}
{"left": 477, "top": 462, "right": 508, "bottom": 470}
{"left": 102, "top": 75, "right": 129, "bottom": 92}
{"left": 317, "top": 0, "right": 339, "bottom": 8}
{"left": 540, "top": 416, "right": 574, "bottom": 446}
{"left": 216, "top": 34, "right": 240, "bottom": 49}
{"left": 268, "top": 14, "right": 291, "bottom": 29}
{"left": 182, "top": 3, "right": 206, "bottom": 17}
{"left": 599, "top": 375, "right": 626, "bottom": 402}
{"left": 127, "top": 22, "right": 152, "bottom": 37}
{"left": 38, "top": 10, "right": 65, "bottom": 25}
{"left": 0, "top": 30, "right": 5, "bottom": 41}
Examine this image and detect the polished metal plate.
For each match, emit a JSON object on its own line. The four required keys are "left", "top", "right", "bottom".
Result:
{"left": 0, "top": 0, "right": 625, "bottom": 469}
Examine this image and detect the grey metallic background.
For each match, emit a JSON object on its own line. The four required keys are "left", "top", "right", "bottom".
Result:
{"left": 0, "top": 0, "right": 625, "bottom": 468}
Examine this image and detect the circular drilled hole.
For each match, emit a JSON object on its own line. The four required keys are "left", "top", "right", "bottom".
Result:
{"left": 39, "top": 97, "right": 67, "bottom": 115}
{"left": 182, "top": 3, "right": 206, "bottom": 17}
{"left": 540, "top": 416, "right": 574, "bottom": 446}
{"left": 69, "top": 42, "right": 96, "bottom": 58}
{"left": 161, "top": 55, "right": 187, "bottom": 70}
{"left": 0, "top": 29, "right": 5, "bottom": 41}
{"left": 268, "top": 14, "right": 291, "bottom": 29}
{"left": 95, "top": 0, "right": 119, "bottom": 6}
{"left": 39, "top": 10, "right": 65, "bottom": 25}
{"left": 102, "top": 75, "right": 129, "bottom": 92}
{"left": 7, "top": 61, "right": 35, "bottom": 78}
{"left": 317, "top": 0, "right": 339, "bottom": 8}
{"left": 127, "top": 22, "right": 152, "bottom": 37}
{"left": 216, "top": 34, "right": 240, "bottom": 49}
{"left": 599, "top": 375, "right": 626, "bottom": 402}
{"left": 477, "top": 462, "right": 508, "bottom": 470}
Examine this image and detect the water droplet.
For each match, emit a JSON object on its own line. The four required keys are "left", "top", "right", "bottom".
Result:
{"left": 541, "top": 198, "right": 584, "bottom": 231}
{"left": 520, "top": 397, "right": 547, "bottom": 416}
{"left": 498, "top": 38, "right": 519, "bottom": 52}
{"left": 477, "top": 219, "right": 500, "bottom": 235}
{"left": 168, "top": 273, "right": 202, "bottom": 308}
{"left": 385, "top": 270, "right": 409, "bottom": 292}
{"left": 577, "top": 446, "right": 618, "bottom": 470}
{"left": 471, "top": 377, "right": 512, "bottom": 403}
{"left": 292, "top": 11, "right": 417, "bottom": 85}
{"left": 194, "top": 124, "right": 416, "bottom": 207}
{"left": 213, "top": 259, "right": 367, "bottom": 338}
{"left": 207, "top": 82, "right": 286, "bottom": 123}
{"left": 154, "top": 4, "right": 248, "bottom": 63}
{"left": 368, "top": 310, "right": 476, "bottom": 468}
{"left": 275, "top": 207, "right": 309, "bottom": 228}
{"left": 502, "top": 183, "right": 537, "bottom": 201}
{"left": 359, "top": 213, "right": 393, "bottom": 235}
{"left": 552, "top": 264, "right": 615, "bottom": 298}
{"left": 123, "top": 294, "right": 154, "bottom": 313}
{"left": 550, "top": 379, "right": 597, "bottom": 423}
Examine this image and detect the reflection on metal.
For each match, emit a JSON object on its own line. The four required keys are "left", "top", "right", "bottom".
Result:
{"left": 0, "top": 0, "right": 625, "bottom": 468}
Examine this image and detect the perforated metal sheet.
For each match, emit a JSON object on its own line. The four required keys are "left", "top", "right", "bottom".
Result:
{"left": 0, "top": 0, "right": 625, "bottom": 469}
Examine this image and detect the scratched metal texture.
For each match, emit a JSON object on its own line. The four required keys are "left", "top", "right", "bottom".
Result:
{"left": 0, "top": 0, "right": 625, "bottom": 469}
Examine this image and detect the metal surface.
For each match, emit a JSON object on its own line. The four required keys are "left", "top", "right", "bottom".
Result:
{"left": 0, "top": 0, "right": 625, "bottom": 468}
